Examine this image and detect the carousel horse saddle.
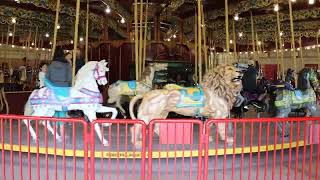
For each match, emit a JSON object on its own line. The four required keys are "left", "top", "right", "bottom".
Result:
{"left": 44, "top": 78, "right": 70, "bottom": 100}
{"left": 118, "top": 80, "right": 137, "bottom": 94}
{"left": 294, "top": 90, "right": 304, "bottom": 100}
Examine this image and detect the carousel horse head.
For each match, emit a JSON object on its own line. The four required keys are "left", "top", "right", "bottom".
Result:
{"left": 297, "top": 68, "right": 319, "bottom": 91}
{"left": 75, "top": 60, "right": 109, "bottom": 89}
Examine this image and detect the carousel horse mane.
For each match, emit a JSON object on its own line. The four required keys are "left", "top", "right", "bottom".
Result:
{"left": 297, "top": 68, "right": 312, "bottom": 91}
{"left": 74, "top": 61, "right": 99, "bottom": 89}
{"left": 138, "top": 64, "right": 152, "bottom": 81}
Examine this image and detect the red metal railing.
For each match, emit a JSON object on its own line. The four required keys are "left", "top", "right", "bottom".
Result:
{"left": 204, "top": 117, "right": 319, "bottom": 180}
{"left": 89, "top": 119, "right": 147, "bottom": 180}
{"left": 0, "top": 114, "right": 88, "bottom": 180}
{"left": 148, "top": 119, "right": 203, "bottom": 180}
{"left": 0, "top": 114, "right": 319, "bottom": 180}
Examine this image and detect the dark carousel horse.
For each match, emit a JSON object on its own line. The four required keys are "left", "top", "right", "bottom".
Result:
{"left": 232, "top": 77, "right": 270, "bottom": 118}
{"left": 275, "top": 68, "right": 320, "bottom": 136}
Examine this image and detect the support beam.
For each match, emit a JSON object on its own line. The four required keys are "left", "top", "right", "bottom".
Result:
{"left": 72, "top": 0, "right": 81, "bottom": 85}
{"left": 225, "top": 0, "right": 229, "bottom": 53}
{"left": 134, "top": 0, "right": 139, "bottom": 80}
{"left": 52, "top": 0, "right": 60, "bottom": 57}
{"left": 250, "top": 11, "right": 255, "bottom": 56}
{"left": 85, "top": 0, "right": 89, "bottom": 63}
{"left": 288, "top": 0, "right": 297, "bottom": 85}
{"left": 197, "top": 0, "right": 202, "bottom": 83}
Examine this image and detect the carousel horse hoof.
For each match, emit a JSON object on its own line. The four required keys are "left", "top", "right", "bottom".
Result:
{"left": 225, "top": 137, "right": 234, "bottom": 145}
{"left": 56, "top": 136, "right": 62, "bottom": 142}
{"left": 132, "top": 141, "right": 143, "bottom": 149}
{"left": 208, "top": 136, "right": 213, "bottom": 142}
{"left": 102, "top": 139, "right": 109, "bottom": 146}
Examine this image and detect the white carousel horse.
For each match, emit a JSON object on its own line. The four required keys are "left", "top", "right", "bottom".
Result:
{"left": 24, "top": 60, "right": 117, "bottom": 146}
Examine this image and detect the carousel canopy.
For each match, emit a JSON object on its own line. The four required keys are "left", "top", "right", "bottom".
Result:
{"left": 0, "top": 0, "right": 319, "bottom": 51}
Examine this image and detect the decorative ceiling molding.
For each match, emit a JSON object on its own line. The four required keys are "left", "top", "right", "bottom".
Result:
{"left": 14, "top": 0, "right": 128, "bottom": 38}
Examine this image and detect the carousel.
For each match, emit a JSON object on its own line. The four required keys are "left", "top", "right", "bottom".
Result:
{"left": 0, "top": 0, "right": 319, "bottom": 179}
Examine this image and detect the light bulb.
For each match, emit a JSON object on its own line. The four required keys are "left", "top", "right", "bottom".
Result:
{"left": 70, "top": 40, "right": 74, "bottom": 44}
{"left": 280, "top": 32, "right": 283, "bottom": 36}
{"left": 49, "top": 42, "right": 52, "bottom": 45}
{"left": 173, "top": 34, "right": 177, "bottom": 39}
{"left": 274, "top": 4, "right": 279, "bottom": 12}
{"left": 45, "top": 33, "right": 49, "bottom": 38}
{"left": 11, "top": 17, "right": 16, "bottom": 24}
{"left": 234, "top": 14, "right": 239, "bottom": 21}
{"left": 8, "top": 32, "right": 13, "bottom": 37}
{"left": 230, "top": 40, "right": 233, "bottom": 44}
{"left": 258, "top": 41, "right": 261, "bottom": 45}
{"left": 309, "top": 0, "right": 315, "bottom": 5}
{"left": 105, "top": 6, "right": 111, "bottom": 14}
{"left": 120, "top": 18, "right": 125, "bottom": 24}
{"left": 79, "top": 37, "right": 84, "bottom": 42}
{"left": 57, "top": 25, "right": 61, "bottom": 29}
{"left": 238, "top": 32, "right": 243, "bottom": 37}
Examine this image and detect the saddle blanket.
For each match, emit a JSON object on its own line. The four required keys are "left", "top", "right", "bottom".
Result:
{"left": 177, "top": 87, "right": 205, "bottom": 108}
{"left": 117, "top": 80, "right": 137, "bottom": 95}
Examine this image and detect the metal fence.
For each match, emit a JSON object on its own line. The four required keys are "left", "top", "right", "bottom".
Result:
{"left": 0, "top": 114, "right": 319, "bottom": 180}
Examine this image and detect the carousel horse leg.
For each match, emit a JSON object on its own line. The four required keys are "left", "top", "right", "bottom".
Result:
{"left": 276, "top": 108, "right": 291, "bottom": 138}
{"left": 23, "top": 119, "right": 37, "bottom": 142}
{"left": 96, "top": 106, "right": 118, "bottom": 127}
{"left": 116, "top": 97, "right": 127, "bottom": 118}
{"left": 84, "top": 110, "right": 108, "bottom": 146}
{"left": 54, "top": 111, "right": 67, "bottom": 137}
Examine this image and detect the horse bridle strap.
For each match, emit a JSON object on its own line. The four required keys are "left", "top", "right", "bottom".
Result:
{"left": 94, "top": 64, "right": 105, "bottom": 81}
{"left": 140, "top": 81, "right": 152, "bottom": 89}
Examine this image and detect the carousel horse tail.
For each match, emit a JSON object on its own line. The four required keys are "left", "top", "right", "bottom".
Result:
{"left": 129, "top": 94, "right": 144, "bottom": 119}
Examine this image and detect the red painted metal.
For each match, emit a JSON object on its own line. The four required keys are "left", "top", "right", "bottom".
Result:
{"left": 0, "top": 115, "right": 319, "bottom": 180}
{"left": 0, "top": 114, "right": 88, "bottom": 180}
{"left": 148, "top": 119, "right": 203, "bottom": 180}
{"left": 89, "top": 119, "right": 147, "bottom": 180}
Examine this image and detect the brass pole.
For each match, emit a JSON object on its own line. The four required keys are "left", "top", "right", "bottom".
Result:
{"left": 288, "top": 0, "right": 296, "bottom": 84}
{"left": 250, "top": 11, "right": 255, "bottom": 56}
{"left": 72, "top": 0, "right": 81, "bottom": 85}
{"left": 232, "top": 19, "right": 237, "bottom": 62}
{"left": 225, "top": 0, "right": 229, "bottom": 53}
{"left": 197, "top": 0, "right": 202, "bottom": 83}
{"left": 12, "top": 23, "right": 16, "bottom": 45}
{"left": 201, "top": 3, "right": 208, "bottom": 72}
{"left": 276, "top": 7, "right": 284, "bottom": 79}
{"left": 34, "top": 26, "right": 38, "bottom": 48}
{"left": 194, "top": 8, "right": 198, "bottom": 83}
{"left": 52, "top": 0, "right": 61, "bottom": 57}
{"left": 299, "top": 35, "right": 303, "bottom": 70}
{"left": 275, "top": 33, "right": 280, "bottom": 78}
{"left": 134, "top": 0, "right": 139, "bottom": 80}
{"left": 5, "top": 26, "right": 9, "bottom": 64}
{"left": 6, "top": 26, "right": 9, "bottom": 46}
{"left": 139, "top": 0, "right": 144, "bottom": 78}
{"left": 85, "top": 0, "right": 89, "bottom": 63}
{"left": 317, "top": 34, "right": 320, "bottom": 68}
{"left": 142, "top": 0, "right": 148, "bottom": 73}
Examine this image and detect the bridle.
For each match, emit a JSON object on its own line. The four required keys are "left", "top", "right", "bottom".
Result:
{"left": 94, "top": 63, "right": 107, "bottom": 81}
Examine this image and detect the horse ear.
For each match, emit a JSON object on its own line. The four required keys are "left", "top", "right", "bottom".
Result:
{"left": 100, "top": 59, "right": 106, "bottom": 63}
